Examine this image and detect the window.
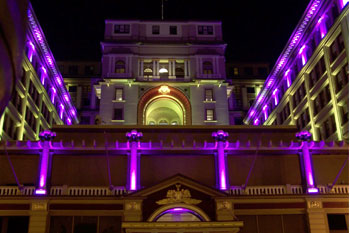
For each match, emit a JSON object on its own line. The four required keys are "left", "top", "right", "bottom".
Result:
{"left": 233, "top": 67, "right": 239, "bottom": 76}
{"left": 68, "top": 65, "right": 78, "bottom": 75}
{"left": 334, "top": 63, "right": 348, "bottom": 93}
{"left": 258, "top": 67, "right": 268, "bottom": 76}
{"left": 68, "top": 86, "right": 77, "bottom": 92}
{"left": 115, "top": 88, "right": 123, "bottom": 101}
{"left": 84, "top": 65, "right": 94, "bottom": 75}
{"left": 328, "top": 214, "right": 348, "bottom": 231}
{"left": 321, "top": 115, "right": 337, "bottom": 140}
{"left": 330, "top": 32, "right": 345, "bottom": 63}
{"left": 313, "top": 85, "right": 331, "bottom": 115}
{"left": 80, "top": 116, "right": 90, "bottom": 125}
{"left": 11, "top": 91, "right": 22, "bottom": 113}
{"left": 234, "top": 118, "right": 243, "bottom": 125}
{"left": 293, "top": 82, "right": 306, "bottom": 107}
{"left": 152, "top": 25, "right": 160, "bottom": 34}
{"left": 169, "top": 26, "right": 177, "bottom": 35}
{"left": 113, "top": 108, "right": 123, "bottom": 120}
{"left": 244, "top": 67, "right": 253, "bottom": 76}
{"left": 115, "top": 60, "right": 125, "bottom": 73}
{"left": 159, "top": 120, "right": 168, "bottom": 125}
{"left": 278, "top": 104, "right": 290, "bottom": 124}
{"left": 206, "top": 109, "right": 215, "bottom": 121}
{"left": 114, "top": 24, "right": 130, "bottom": 34}
{"left": 198, "top": 25, "right": 213, "bottom": 35}
{"left": 203, "top": 61, "right": 213, "bottom": 74}
{"left": 296, "top": 108, "right": 310, "bottom": 129}
{"left": 340, "top": 102, "right": 349, "bottom": 125}
{"left": 247, "top": 87, "right": 255, "bottom": 94}
{"left": 205, "top": 89, "right": 214, "bottom": 101}
{"left": 309, "top": 57, "right": 326, "bottom": 87}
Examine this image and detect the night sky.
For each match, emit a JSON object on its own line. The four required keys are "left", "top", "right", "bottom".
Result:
{"left": 31, "top": 0, "right": 309, "bottom": 65}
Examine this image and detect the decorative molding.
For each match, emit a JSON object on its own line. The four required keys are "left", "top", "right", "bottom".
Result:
{"left": 156, "top": 184, "right": 201, "bottom": 205}
{"left": 125, "top": 201, "right": 141, "bottom": 211}
{"left": 308, "top": 200, "right": 322, "bottom": 209}
{"left": 217, "top": 200, "right": 232, "bottom": 210}
{"left": 31, "top": 202, "right": 47, "bottom": 211}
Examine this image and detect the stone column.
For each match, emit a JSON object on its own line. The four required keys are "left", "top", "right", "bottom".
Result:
{"left": 76, "top": 86, "right": 82, "bottom": 110}
{"left": 140, "top": 60, "right": 144, "bottom": 77}
{"left": 172, "top": 60, "right": 175, "bottom": 77}
{"left": 152, "top": 60, "right": 156, "bottom": 77}
{"left": 212, "top": 130, "right": 229, "bottom": 190}
{"left": 126, "top": 130, "right": 143, "bottom": 191}
{"left": 168, "top": 60, "right": 172, "bottom": 76}
{"left": 35, "top": 130, "right": 56, "bottom": 195}
{"left": 184, "top": 59, "right": 188, "bottom": 78}
{"left": 241, "top": 87, "right": 248, "bottom": 110}
{"left": 296, "top": 131, "right": 318, "bottom": 194}
{"left": 28, "top": 200, "right": 48, "bottom": 233}
{"left": 306, "top": 199, "right": 328, "bottom": 233}
{"left": 156, "top": 60, "right": 160, "bottom": 78}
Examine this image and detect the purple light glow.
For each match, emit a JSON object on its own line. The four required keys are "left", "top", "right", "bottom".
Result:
{"left": 130, "top": 170, "right": 136, "bottom": 190}
{"left": 253, "top": 118, "right": 259, "bottom": 125}
{"left": 56, "top": 76, "right": 62, "bottom": 86}
{"left": 67, "top": 118, "right": 72, "bottom": 125}
{"left": 308, "top": 187, "right": 319, "bottom": 193}
{"left": 267, "top": 79, "right": 273, "bottom": 88}
{"left": 64, "top": 94, "right": 69, "bottom": 102}
{"left": 60, "top": 104, "right": 64, "bottom": 119}
{"left": 39, "top": 175, "right": 45, "bottom": 187}
{"left": 249, "top": 110, "right": 255, "bottom": 117}
{"left": 263, "top": 105, "right": 268, "bottom": 120}
{"left": 171, "top": 208, "right": 185, "bottom": 211}
{"left": 299, "top": 45, "right": 307, "bottom": 66}
{"left": 257, "top": 95, "right": 263, "bottom": 103}
{"left": 220, "top": 170, "right": 226, "bottom": 190}
{"left": 340, "top": 0, "right": 349, "bottom": 8}
{"left": 273, "top": 89, "right": 279, "bottom": 105}
{"left": 35, "top": 189, "right": 46, "bottom": 195}
{"left": 317, "top": 16, "right": 327, "bottom": 39}
{"left": 71, "top": 109, "right": 76, "bottom": 116}
{"left": 284, "top": 69, "right": 291, "bottom": 87}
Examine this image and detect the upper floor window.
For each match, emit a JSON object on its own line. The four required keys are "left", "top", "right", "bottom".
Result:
{"left": 115, "top": 88, "right": 123, "bottom": 101}
{"left": 205, "top": 109, "right": 215, "bottom": 121}
{"left": 205, "top": 89, "right": 214, "bottom": 101}
{"left": 85, "top": 65, "right": 95, "bottom": 75}
{"left": 113, "top": 108, "right": 123, "bottom": 120}
{"left": 115, "top": 60, "right": 125, "bottom": 73}
{"left": 152, "top": 25, "right": 160, "bottom": 34}
{"left": 169, "top": 26, "right": 177, "bottom": 35}
{"left": 244, "top": 67, "right": 253, "bottom": 76}
{"left": 198, "top": 25, "right": 213, "bottom": 35}
{"left": 114, "top": 24, "right": 130, "bottom": 34}
{"left": 329, "top": 32, "right": 345, "bottom": 63}
{"left": 203, "top": 61, "right": 213, "bottom": 74}
{"left": 68, "top": 65, "right": 78, "bottom": 75}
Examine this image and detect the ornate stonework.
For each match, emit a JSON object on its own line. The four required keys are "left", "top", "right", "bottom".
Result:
{"left": 308, "top": 200, "right": 322, "bottom": 209}
{"left": 156, "top": 184, "right": 201, "bottom": 205}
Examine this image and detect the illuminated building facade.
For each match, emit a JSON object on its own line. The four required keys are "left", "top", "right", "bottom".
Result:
{"left": 244, "top": 0, "right": 349, "bottom": 142}
{"left": 58, "top": 61, "right": 101, "bottom": 124}
{"left": 0, "top": 3, "right": 78, "bottom": 141}
{"left": 0, "top": 126, "right": 348, "bottom": 233}
{"left": 95, "top": 20, "right": 229, "bottom": 125}
{"left": 226, "top": 62, "right": 269, "bottom": 125}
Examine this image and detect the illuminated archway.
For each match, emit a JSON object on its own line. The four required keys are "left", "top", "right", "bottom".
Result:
{"left": 137, "top": 86, "right": 191, "bottom": 125}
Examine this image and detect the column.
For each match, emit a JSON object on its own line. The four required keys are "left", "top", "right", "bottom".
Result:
{"left": 184, "top": 59, "right": 188, "bottom": 78}
{"left": 296, "top": 131, "right": 318, "bottom": 194}
{"left": 172, "top": 60, "right": 175, "bottom": 77}
{"left": 152, "top": 60, "right": 156, "bottom": 77}
{"left": 306, "top": 199, "right": 328, "bottom": 233}
{"left": 28, "top": 201, "right": 48, "bottom": 233}
{"left": 241, "top": 87, "right": 248, "bottom": 110}
{"left": 156, "top": 60, "right": 160, "bottom": 78}
{"left": 140, "top": 60, "right": 144, "bottom": 77}
{"left": 168, "top": 60, "right": 172, "bottom": 76}
{"left": 212, "top": 130, "right": 229, "bottom": 190}
{"left": 126, "top": 130, "right": 143, "bottom": 191}
{"left": 35, "top": 130, "right": 56, "bottom": 195}
{"left": 76, "top": 86, "right": 82, "bottom": 110}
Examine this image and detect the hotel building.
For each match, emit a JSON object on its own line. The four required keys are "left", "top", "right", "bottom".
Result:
{"left": 0, "top": 3, "right": 78, "bottom": 141}
{"left": 244, "top": 0, "right": 349, "bottom": 142}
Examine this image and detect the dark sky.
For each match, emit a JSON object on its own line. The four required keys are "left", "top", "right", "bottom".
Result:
{"left": 31, "top": 0, "right": 310, "bottom": 65}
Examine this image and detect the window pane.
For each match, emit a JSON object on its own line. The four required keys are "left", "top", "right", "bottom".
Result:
{"left": 205, "top": 89, "right": 213, "bottom": 101}
{"left": 206, "top": 109, "right": 214, "bottom": 121}
{"left": 115, "top": 89, "right": 123, "bottom": 101}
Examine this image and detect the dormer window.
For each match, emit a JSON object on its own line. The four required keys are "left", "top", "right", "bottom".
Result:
{"left": 152, "top": 25, "right": 160, "bottom": 34}
{"left": 115, "top": 60, "right": 125, "bottom": 73}
{"left": 198, "top": 26, "right": 213, "bottom": 35}
{"left": 114, "top": 24, "right": 130, "bottom": 34}
{"left": 203, "top": 61, "right": 213, "bottom": 74}
{"left": 169, "top": 26, "right": 177, "bottom": 35}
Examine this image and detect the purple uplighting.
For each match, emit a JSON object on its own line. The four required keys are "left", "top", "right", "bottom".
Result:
{"left": 340, "top": 0, "right": 349, "bottom": 8}
{"left": 284, "top": 69, "right": 291, "bottom": 87}
{"left": 253, "top": 118, "right": 259, "bottom": 125}
{"left": 263, "top": 105, "right": 268, "bottom": 120}
{"left": 308, "top": 187, "right": 319, "bottom": 193}
{"left": 273, "top": 88, "right": 279, "bottom": 105}
{"left": 299, "top": 45, "right": 307, "bottom": 66}
{"left": 317, "top": 16, "right": 327, "bottom": 38}
{"left": 126, "top": 130, "right": 143, "bottom": 191}
{"left": 249, "top": 110, "right": 255, "bottom": 117}
{"left": 212, "top": 130, "right": 229, "bottom": 190}
{"left": 35, "top": 189, "right": 46, "bottom": 195}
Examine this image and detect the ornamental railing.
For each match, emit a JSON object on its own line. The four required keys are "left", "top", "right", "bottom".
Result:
{"left": 0, "top": 185, "right": 347, "bottom": 196}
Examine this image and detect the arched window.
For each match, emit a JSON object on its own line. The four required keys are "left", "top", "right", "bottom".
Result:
{"left": 175, "top": 67, "right": 184, "bottom": 78}
{"left": 155, "top": 208, "right": 203, "bottom": 222}
{"left": 159, "top": 119, "right": 168, "bottom": 125}
{"left": 115, "top": 60, "right": 125, "bottom": 73}
{"left": 144, "top": 68, "right": 153, "bottom": 76}
{"left": 203, "top": 61, "right": 213, "bottom": 74}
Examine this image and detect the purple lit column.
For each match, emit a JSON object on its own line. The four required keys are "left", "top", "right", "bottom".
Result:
{"left": 212, "top": 130, "right": 229, "bottom": 190}
{"left": 126, "top": 130, "right": 142, "bottom": 191}
{"left": 35, "top": 130, "right": 56, "bottom": 195}
{"left": 296, "top": 131, "right": 318, "bottom": 194}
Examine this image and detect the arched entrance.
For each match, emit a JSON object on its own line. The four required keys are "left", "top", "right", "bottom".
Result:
{"left": 137, "top": 86, "right": 191, "bottom": 125}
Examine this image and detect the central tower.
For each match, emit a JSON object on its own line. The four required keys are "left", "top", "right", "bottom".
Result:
{"left": 95, "top": 20, "right": 229, "bottom": 125}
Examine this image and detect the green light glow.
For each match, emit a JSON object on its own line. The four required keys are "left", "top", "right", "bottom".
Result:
{"left": 145, "top": 97, "right": 184, "bottom": 125}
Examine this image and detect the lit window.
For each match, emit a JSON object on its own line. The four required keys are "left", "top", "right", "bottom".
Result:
{"left": 159, "top": 120, "right": 168, "bottom": 125}
{"left": 198, "top": 25, "right": 213, "bottom": 35}
{"left": 233, "top": 67, "right": 239, "bottom": 76}
{"left": 113, "top": 108, "right": 123, "bottom": 120}
{"left": 169, "top": 26, "right": 177, "bottom": 35}
{"left": 114, "top": 24, "right": 130, "bottom": 34}
{"left": 206, "top": 109, "right": 214, "bottom": 121}
{"left": 203, "top": 61, "right": 213, "bottom": 74}
{"left": 205, "top": 89, "right": 214, "bottom": 101}
{"left": 115, "top": 88, "right": 123, "bottom": 101}
{"left": 152, "top": 25, "right": 160, "bottom": 34}
{"left": 115, "top": 60, "right": 125, "bottom": 73}
{"left": 171, "top": 121, "right": 178, "bottom": 125}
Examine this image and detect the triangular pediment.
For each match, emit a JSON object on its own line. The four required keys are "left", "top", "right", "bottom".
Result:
{"left": 128, "top": 173, "right": 227, "bottom": 197}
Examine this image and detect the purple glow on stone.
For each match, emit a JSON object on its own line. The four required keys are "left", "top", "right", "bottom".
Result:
{"left": 249, "top": 110, "right": 255, "bottom": 117}
{"left": 257, "top": 95, "right": 263, "bottom": 103}
{"left": 56, "top": 76, "right": 62, "bottom": 85}
{"left": 171, "top": 208, "right": 185, "bottom": 211}
{"left": 64, "top": 94, "right": 69, "bottom": 101}
{"left": 67, "top": 118, "right": 72, "bottom": 125}
{"left": 71, "top": 109, "right": 76, "bottom": 116}
{"left": 340, "top": 0, "right": 349, "bottom": 8}
{"left": 60, "top": 104, "right": 64, "bottom": 119}
{"left": 263, "top": 105, "right": 268, "bottom": 120}
{"left": 130, "top": 170, "right": 136, "bottom": 190}
{"left": 39, "top": 175, "right": 45, "bottom": 187}
{"left": 253, "top": 118, "right": 259, "bottom": 125}
{"left": 35, "top": 189, "right": 46, "bottom": 195}
{"left": 317, "top": 16, "right": 327, "bottom": 39}
{"left": 267, "top": 79, "right": 273, "bottom": 88}
{"left": 273, "top": 89, "right": 279, "bottom": 105}
{"left": 308, "top": 187, "right": 319, "bottom": 193}
{"left": 220, "top": 170, "right": 226, "bottom": 190}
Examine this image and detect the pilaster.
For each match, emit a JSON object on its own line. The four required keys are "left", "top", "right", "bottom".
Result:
{"left": 306, "top": 199, "right": 329, "bottom": 233}
{"left": 28, "top": 200, "right": 48, "bottom": 233}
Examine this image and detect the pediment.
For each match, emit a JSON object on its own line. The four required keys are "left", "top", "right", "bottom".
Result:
{"left": 128, "top": 173, "right": 227, "bottom": 198}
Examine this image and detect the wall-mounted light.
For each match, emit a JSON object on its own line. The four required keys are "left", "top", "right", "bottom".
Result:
{"left": 159, "top": 67, "right": 168, "bottom": 73}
